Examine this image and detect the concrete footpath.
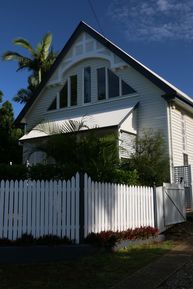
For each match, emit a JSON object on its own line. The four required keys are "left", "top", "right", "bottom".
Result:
{"left": 111, "top": 243, "right": 193, "bottom": 289}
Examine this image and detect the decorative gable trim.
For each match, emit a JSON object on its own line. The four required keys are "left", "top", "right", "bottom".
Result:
{"left": 15, "top": 21, "right": 193, "bottom": 125}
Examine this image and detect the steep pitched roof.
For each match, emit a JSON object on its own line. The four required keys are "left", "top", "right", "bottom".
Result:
{"left": 15, "top": 21, "right": 193, "bottom": 125}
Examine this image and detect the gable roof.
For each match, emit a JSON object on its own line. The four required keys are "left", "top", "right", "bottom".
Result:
{"left": 15, "top": 21, "right": 193, "bottom": 125}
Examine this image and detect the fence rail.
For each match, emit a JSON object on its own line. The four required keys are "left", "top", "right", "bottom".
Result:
{"left": 0, "top": 173, "right": 186, "bottom": 243}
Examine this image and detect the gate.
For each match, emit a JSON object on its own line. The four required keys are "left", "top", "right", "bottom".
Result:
{"left": 174, "top": 165, "right": 192, "bottom": 210}
{"left": 155, "top": 183, "right": 186, "bottom": 232}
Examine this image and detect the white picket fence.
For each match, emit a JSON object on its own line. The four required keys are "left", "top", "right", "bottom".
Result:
{"left": 84, "top": 175, "right": 154, "bottom": 237}
{"left": 0, "top": 174, "right": 80, "bottom": 243}
{"left": 0, "top": 173, "right": 186, "bottom": 243}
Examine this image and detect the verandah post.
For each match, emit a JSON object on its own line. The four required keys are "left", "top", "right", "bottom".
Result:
{"left": 79, "top": 172, "right": 85, "bottom": 243}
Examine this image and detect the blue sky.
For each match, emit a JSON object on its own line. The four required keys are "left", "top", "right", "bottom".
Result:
{"left": 1, "top": 0, "right": 193, "bottom": 118}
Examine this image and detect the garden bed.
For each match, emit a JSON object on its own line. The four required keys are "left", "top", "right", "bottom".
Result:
{"left": 85, "top": 226, "right": 159, "bottom": 249}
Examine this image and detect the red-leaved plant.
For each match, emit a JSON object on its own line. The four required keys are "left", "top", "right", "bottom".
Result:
{"left": 85, "top": 226, "right": 159, "bottom": 248}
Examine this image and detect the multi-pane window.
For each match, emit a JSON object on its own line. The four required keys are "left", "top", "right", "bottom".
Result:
{"left": 48, "top": 75, "right": 78, "bottom": 111}
{"left": 108, "top": 69, "right": 119, "bottom": 98}
{"left": 70, "top": 75, "right": 77, "bottom": 106}
{"left": 48, "top": 66, "right": 137, "bottom": 111}
{"left": 84, "top": 67, "right": 91, "bottom": 103}
{"left": 97, "top": 67, "right": 106, "bottom": 100}
{"left": 60, "top": 82, "right": 68, "bottom": 108}
{"left": 97, "top": 67, "right": 136, "bottom": 101}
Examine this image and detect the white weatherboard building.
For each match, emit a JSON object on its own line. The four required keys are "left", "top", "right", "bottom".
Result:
{"left": 16, "top": 22, "right": 193, "bottom": 208}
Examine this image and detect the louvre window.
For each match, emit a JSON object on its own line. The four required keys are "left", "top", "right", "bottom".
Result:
{"left": 70, "top": 75, "right": 77, "bottom": 106}
{"left": 108, "top": 69, "right": 120, "bottom": 98}
{"left": 48, "top": 97, "right": 57, "bottom": 111}
{"left": 84, "top": 67, "right": 91, "bottom": 103}
{"left": 122, "top": 80, "right": 136, "bottom": 95}
{"left": 97, "top": 67, "right": 106, "bottom": 100}
{"left": 60, "top": 82, "right": 68, "bottom": 108}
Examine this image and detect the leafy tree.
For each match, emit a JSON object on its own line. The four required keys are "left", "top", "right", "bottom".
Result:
{"left": 0, "top": 98, "right": 22, "bottom": 164}
{"left": 2, "top": 33, "right": 57, "bottom": 103}
{"left": 0, "top": 90, "right": 3, "bottom": 103}
{"left": 122, "top": 130, "right": 169, "bottom": 186}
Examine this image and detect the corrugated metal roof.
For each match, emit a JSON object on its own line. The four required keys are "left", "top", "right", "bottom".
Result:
{"left": 20, "top": 101, "right": 138, "bottom": 141}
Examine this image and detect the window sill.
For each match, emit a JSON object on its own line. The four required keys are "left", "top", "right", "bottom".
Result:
{"left": 44, "top": 93, "right": 139, "bottom": 115}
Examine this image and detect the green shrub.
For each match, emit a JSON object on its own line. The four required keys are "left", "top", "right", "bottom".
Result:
{"left": 109, "top": 168, "right": 139, "bottom": 185}
{"left": 0, "top": 164, "right": 28, "bottom": 180}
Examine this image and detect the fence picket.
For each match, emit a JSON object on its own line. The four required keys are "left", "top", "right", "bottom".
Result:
{"left": 71, "top": 177, "right": 75, "bottom": 241}
{"left": 98, "top": 181, "right": 102, "bottom": 233}
{"left": 57, "top": 180, "right": 62, "bottom": 237}
{"left": 4, "top": 181, "right": 10, "bottom": 238}
{"left": 36, "top": 180, "right": 40, "bottom": 238}
{"left": 13, "top": 181, "right": 19, "bottom": 240}
{"left": 75, "top": 173, "right": 80, "bottom": 243}
{"left": 0, "top": 181, "right": 5, "bottom": 238}
{"left": 18, "top": 181, "right": 23, "bottom": 238}
{"left": 44, "top": 181, "right": 49, "bottom": 235}
{"left": 66, "top": 180, "right": 71, "bottom": 238}
{"left": 48, "top": 180, "right": 53, "bottom": 235}
{"left": 27, "top": 181, "right": 32, "bottom": 235}
{"left": 62, "top": 180, "right": 66, "bottom": 237}
{"left": 31, "top": 181, "right": 36, "bottom": 237}
{"left": 84, "top": 174, "right": 88, "bottom": 238}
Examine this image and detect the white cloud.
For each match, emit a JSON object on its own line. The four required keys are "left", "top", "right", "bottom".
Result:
{"left": 157, "top": 0, "right": 171, "bottom": 12}
{"left": 107, "top": 0, "right": 193, "bottom": 41}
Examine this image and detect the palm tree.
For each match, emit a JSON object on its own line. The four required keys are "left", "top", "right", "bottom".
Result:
{"left": 2, "top": 33, "right": 57, "bottom": 103}
{"left": 31, "top": 118, "right": 119, "bottom": 179}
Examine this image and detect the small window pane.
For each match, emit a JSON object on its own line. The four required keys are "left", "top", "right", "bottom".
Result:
{"left": 60, "top": 82, "right": 68, "bottom": 108}
{"left": 84, "top": 67, "right": 91, "bottom": 103}
{"left": 97, "top": 68, "right": 106, "bottom": 100}
{"left": 108, "top": 69, "right": 119, "bottom": 98}
{"left": 48, "top": 98, "right": 57, "bottom": 111}
{"left": 122, "top": 80, "right": 136, "bottom": 95}
{"left": 70, "top": 75, "right": 77, "bottom": 106}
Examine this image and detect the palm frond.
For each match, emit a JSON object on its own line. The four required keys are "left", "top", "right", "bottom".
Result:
{"left": 34, "top": 117, "right": 90, "bottom": 135}
{"left": 41, "top": 32, "right": 52, "bottom": 60}
{"left": 2, "top": 51, "right": 33, "bottom": 71}
{"left": 13, "top": 38, "right": 35, "bottom": 55}
{"left": 13, "top": 88, "right": 32, "bottom": 104}
{"left": 2, "top": 51, "right": 24, "bottom": 61}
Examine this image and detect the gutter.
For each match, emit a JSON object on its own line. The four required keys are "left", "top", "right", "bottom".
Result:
{"left": 163, "top": 92, "right": 193, "bottom": 111}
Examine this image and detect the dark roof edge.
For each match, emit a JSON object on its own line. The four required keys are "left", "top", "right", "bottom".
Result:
{"left": 15, "top": 21, "right": 188, "bottom": 125}
{"left": 163, "top": 93, "right": 193, "bottom": 109}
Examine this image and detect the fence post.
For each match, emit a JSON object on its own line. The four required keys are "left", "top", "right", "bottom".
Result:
{"left": 153, "top": 183, "right": 158, "bottom": 228}
{"left": 79, "top": 172, "right": 85, "bottom": 243}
